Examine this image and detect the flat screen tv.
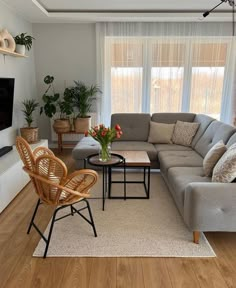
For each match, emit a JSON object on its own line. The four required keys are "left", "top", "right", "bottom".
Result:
{"left": 0, "top": 78, "right": 15, "bottom": 131}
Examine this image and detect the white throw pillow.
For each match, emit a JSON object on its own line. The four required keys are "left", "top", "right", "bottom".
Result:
{"left": 172, "top": 121, "right": 200, "bottom": 146}
{"left": 203, "top": 140, "right": 227, "bottom": 177}
{"left": 148, "top": 122, "right": 175, "bottom": 144}
{"left": 212, "top": 143, "right": 236, "bottom": 183}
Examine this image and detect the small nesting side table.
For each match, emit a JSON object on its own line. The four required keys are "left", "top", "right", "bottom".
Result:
{"left": 84, "top": 153, "right": 126, "bottom": 210}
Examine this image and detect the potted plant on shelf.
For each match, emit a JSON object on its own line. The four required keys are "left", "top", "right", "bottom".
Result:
{"left": 72, "top": 80, "right": 101, "bottom": 133}
{"left": 40, "top": 75, "right": 73, "bottom": 133}
{"left": 14, "top": 33, "right": 35, "bottom": 55}
{"left": 20, "top": 99, "right": 39, "bottom": 143}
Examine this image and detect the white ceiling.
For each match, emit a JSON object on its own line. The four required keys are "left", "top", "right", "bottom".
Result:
{"left": 2, "top": 0, "right": 235, "bottom": 23}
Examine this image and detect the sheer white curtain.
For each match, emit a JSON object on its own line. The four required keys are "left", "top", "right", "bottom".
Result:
{"left": 96, "top": 22, "right": 236, "bottom": 125}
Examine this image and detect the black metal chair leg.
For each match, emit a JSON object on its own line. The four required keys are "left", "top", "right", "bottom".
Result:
{"left": 70, "top": 205, "right": 74, "bottom": 216}
{"left": 27, "top": 198, "right": 41, "bottom": 234}
{"left": 43, "top": 207, "right": 60, "bottom": 258}
{"left": 83, "top": 199, "right": 97, "bottom": 237}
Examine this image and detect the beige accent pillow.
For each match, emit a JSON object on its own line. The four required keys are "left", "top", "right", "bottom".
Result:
{"left": 203, "top": 140, "right": 227, "bottom": 177}
{"left": 172, "top": 121, "right": 200, "bottom": 146}
{"left": 212, "top": 143, "right": 236, "bottom": 183}
{"left": 148, "top": 122, "right": 175, "bottom": 144}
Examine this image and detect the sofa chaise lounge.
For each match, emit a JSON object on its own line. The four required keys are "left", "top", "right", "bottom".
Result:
{"left": 72, "top": 113, "right": 236, "bottom": 243}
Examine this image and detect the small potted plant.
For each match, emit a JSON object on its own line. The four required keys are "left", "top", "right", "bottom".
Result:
{"left": 14, "top": 33, "right": 35, "bottom": 55}
{"left": 40, "top": 75, "right": 73, "bottom": 133}
{"left": 20, "top": 99, "right": 39, "bottom": 143}
{"left": 73, "top": 81, "right": 101, "bottom": 133}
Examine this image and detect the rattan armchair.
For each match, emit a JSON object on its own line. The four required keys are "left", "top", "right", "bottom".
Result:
{"left": 16, "top": 136, "right": 98, "bottom": 258}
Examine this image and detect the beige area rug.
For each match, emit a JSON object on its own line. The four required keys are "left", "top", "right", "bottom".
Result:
{"left": 33, "top": 172, "right": 215, "bottom": 257}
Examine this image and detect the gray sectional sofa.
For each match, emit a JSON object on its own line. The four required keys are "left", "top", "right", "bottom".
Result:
{"left": 72, "top": 112, "right": 236, "bottom": 243}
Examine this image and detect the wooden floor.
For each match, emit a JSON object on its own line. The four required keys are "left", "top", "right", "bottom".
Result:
{"left": 1, "top": 149, "right": 236, "bottom": 288}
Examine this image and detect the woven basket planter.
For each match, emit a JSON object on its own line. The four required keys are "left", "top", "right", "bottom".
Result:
{"left": 53, "top": 119, "right": 70, "bottom": 133}
{"left": 74, "top": 117, "right": 91, "bottom": 133}
{"left": 20, "top": 127, "right": 39, "bottom": 143}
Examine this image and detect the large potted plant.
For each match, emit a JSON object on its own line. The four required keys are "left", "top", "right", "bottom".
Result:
{"left": 40, "top": 75, "right": 73, "bottom": 133}
{"left": 73, "top": 81, "right": 101, "bottom": 133}
{"left": 20, "top": 99, "right": 39, "bottom": 143}
{"left": 14, "top": 33, "right": 34, "bottom": 55}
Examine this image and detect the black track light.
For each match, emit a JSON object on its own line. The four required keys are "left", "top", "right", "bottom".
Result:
{"left": 202, "top": 0, "right": 235, "bottom": 36}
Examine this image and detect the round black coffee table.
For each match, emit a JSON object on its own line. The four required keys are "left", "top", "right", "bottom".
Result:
{"left": 84, "top": 153, "right": 125, "bottom": 210}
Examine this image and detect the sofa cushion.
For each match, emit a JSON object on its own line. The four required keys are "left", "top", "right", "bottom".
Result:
{"left": 159, "top": 150, "right": 203, "bottom": 175}
{"left": 167, "top": 167, "right": 211, "bottom": 212}
{"left": 111, "top": 141, "right": 157, "bottom": 161}
{"left": 151, "top": 112, "right": 196, "bottom": 124}
{"left": 212, "top": 143, "right": 236, "bottom": 183}
{"left": 194, "top": 120, "right": 236, "bottom": 157}
{"left": 226, "top": 132, "right": 236, "bottom": 148}
{"left": 148, "top": 122, "right": 175, "bottom": 144}
{"left": 111, "top": 113, "right": 151, "bottom": 141}
{"left": 154, "top": 144, "right": 193, "bottom": 153}
{"left": 172, "top": 121, "right": 200, "bottom": 146}
{"left": 203, "top": 140, "right": 227, "bottom": 177}
{"left": 191, "top": 114, "right": 215, "bottom": 147}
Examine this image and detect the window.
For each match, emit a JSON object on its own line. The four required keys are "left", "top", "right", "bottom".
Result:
{"left": 110, "top": 40, "right": 143, "bottom": 113}
{"left": 150, "top": 42, "right": 185, "bottom": 113}
{"left": 190, "top": 43, "right": 227, "bottom": 119}
{"left": 106, "top": 38, "right": 229, "bottom": 118}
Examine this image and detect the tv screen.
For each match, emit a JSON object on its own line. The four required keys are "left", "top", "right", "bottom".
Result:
{"left": 0, "top": 78, "right": 15, "bottom": 131}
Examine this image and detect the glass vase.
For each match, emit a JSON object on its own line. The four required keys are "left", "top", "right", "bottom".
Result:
{"left": 99, "top": 143, "right": 111, "bottom": 162}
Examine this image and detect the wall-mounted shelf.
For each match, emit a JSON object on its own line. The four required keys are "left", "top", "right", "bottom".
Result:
{"left": 0, "top": 47, "right": 28, "bottom": 58}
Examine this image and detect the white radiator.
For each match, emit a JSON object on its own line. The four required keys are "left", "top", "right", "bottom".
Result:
{"left": 51, "top": 112, "right": 98, "bottom": 142}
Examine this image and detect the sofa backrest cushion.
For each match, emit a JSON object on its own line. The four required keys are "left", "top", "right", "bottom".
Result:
{"left": 151, "top": 113, "right": 196, "bottom": 124}
{"left": 212, "top": 143, "right": 236, "bottom": 183}
{"left": 191, "top": 114, "right": 215, "bottom": 147}
{"left": 194, "top": 120, "right": 236, "bottom": 157}
{"left": 172, "top": 121, "right": 200, "bottom": 146}
{"left": 148, "top": 122, "right": 175, "bottom": 144}
{"left": 226, "top": 132, "right": 236, "bottom": 148}
{"left": 203, "top": 140, "right": 227, "bottom": 177}
{"left": 111, "top": 113, "right": 151, "bottom": 141}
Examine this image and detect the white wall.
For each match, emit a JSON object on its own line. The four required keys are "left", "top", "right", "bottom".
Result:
{"left": 0, "top": 0, "right": 37, "bottom": 148}
{"left": 33, "top": 23, "right": 96, "bottom": 141}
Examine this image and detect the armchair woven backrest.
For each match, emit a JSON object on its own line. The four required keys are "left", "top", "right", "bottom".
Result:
{"left": 16, "top": 136, "right": 54, "bottom": 172}
{"left": 16, "top": 136, "right": 55, "bottom": 192}
{"left": 25, "top": 154, "right": 98, "bottom": 206}
{"left": 16, "top": 136, "right": 98, "bottom": 206}
{"left": 35, "top": 155, "right": 68, "bottom": 205}
{"left": 16, "top": 136, "right": 36, "bottom": 172}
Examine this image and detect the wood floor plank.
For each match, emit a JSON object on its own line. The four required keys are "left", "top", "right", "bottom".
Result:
{"left": 190, "top": 258, "right": 228, "bottom": 288}
{"left": 0, "top": 211, "right": 35, "bottom": 286}
{"left": 141, "top": 258, "right": 172, "bottom": 288}
{"left": 27, "top": 258, "right": 69, "bottom": 288}
{"left": 89, "top": 258, "right": 116, "bottom": 288}
{"left": 117, "top": 258, "right": 144, "bottom": 288}
{"left": 206, "top": 233, "right": 236, "bottom": 288}
{"left": 165, "top": 259, "right": 201, "bottom": 288}
{"left": 59, "top": 258, "right": 93, "bottom": 288}
{"left": 0, "top": 211, "right": 53, "bottom": 287}
{"left": 2, "top": 258, "right": 37, "bottom": 288}
{"left": 213, "top": 257, "right": 236, "bottom": 288}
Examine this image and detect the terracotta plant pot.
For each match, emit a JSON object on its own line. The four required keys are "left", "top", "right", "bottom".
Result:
{"left": 20, "top": 127, "right": 39, "bottom": 143}
{"left": 74, "top": 117, "right": 91, "bottom": 133}
{"left": 53, "top": 119, "right": 70, "bottom": 133}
